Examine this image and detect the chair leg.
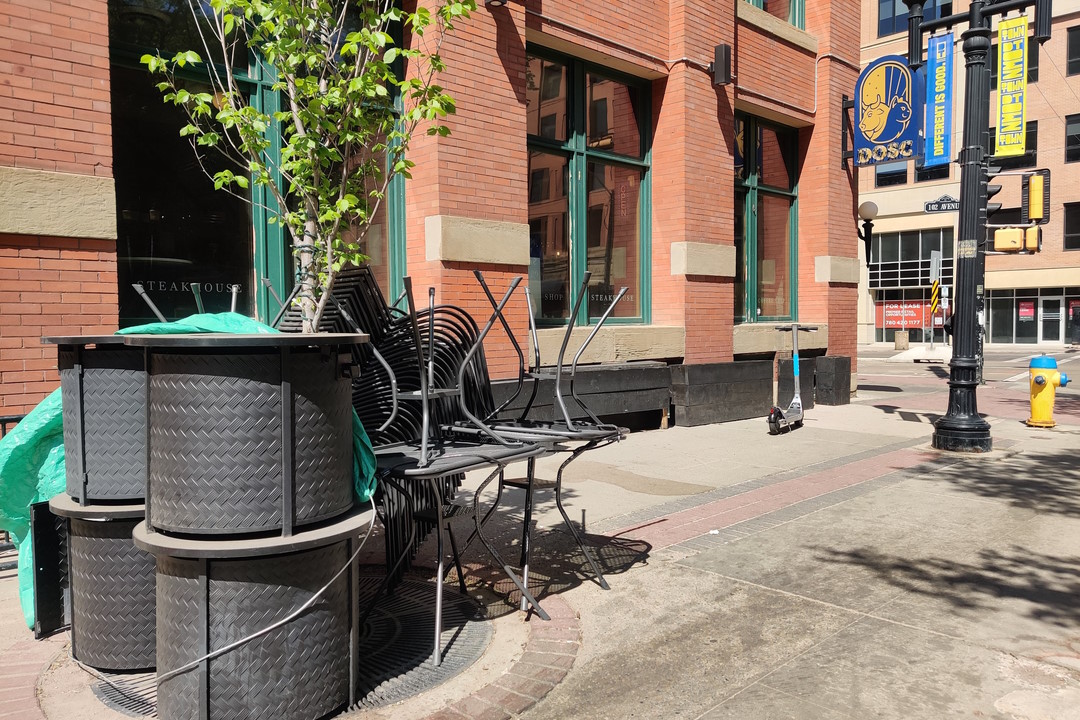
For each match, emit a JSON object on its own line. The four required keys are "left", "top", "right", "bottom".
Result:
{"left": 519, "top": 456, "right": 536, "bottom": 612}
{"left": 462, "top": 468, "right": 505, "bottom": 555}
{"left": 432, "top": 479, "right": 445, "bottom": 667}
{"left": 471, "top": 464, "right": 550, "bottom": 621}
{"left": 446, "top": 522, "right": 467, "bottom": 594}
{"left": 554, "top": 443, "right": 610, "bottom": 590}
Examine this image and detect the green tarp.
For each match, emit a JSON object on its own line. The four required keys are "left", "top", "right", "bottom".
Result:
{"left": 0, "top": 312, "right": 377, "bottom": 628}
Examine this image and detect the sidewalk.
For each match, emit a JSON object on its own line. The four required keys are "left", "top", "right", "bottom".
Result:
{"left": 5, "top": 372, "right": 1080, "bottom": 719}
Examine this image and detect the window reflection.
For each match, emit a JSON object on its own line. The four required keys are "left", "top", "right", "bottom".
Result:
{"left": 108, "top": 0, "right": 248, "bottom": 69}
{"left": 586, "top": 74, "right": 643, "bottom": 158}
{"left": 112, "top": 64, "right": 254, "bottom": 325}
{"left": 586, "top": 162, "right": 641, "bottom": 318}
{"left": 528, "top": 151, "right": 570, "bottom": 321}
{"left": 526, "top": 56, "right": 567, "bottom": 142}
{"left": 756, "top": 193, "right": 793, "bottom": 318}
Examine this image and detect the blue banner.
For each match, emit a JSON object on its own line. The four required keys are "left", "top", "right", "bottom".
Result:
{"left": 924, "top": 33, "right": 953, "bottom": 168}
{"left": 855, "top": 55, "right": 922, "bottom": 166}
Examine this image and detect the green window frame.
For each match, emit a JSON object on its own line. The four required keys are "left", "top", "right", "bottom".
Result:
{"left": 107, "top": 1, "right": 407, "bottom": 323}
{"left": 743, "top": 0, "right": 806, "bottom": 30}
{"left": 526, "top": 47, "right": 652, "bottom": 327}
{"left": 734, "top": 113, "right": 799, "bottom": 323}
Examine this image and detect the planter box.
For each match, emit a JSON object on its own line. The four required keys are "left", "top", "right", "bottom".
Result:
{"left": 777, "top": 356, "right": 817, "bottom": 411}
{"left": 670, "top": 361, "right": 773, "bottom": 426}
{"left": 124, "top": 334, "right": 363, "bottom": 536}
{"left": 50, "top": 497, "right": 155, "bottom": 671}
{"left": 815, "top": 356, "right": 852, "bottom": 406}
{"left": 134, "top": 508, "right": 373, "bottom": 720}
{"left": 47, "top": 337, "right": 146, "bottom": 504}
{"left": 491, "top": 362, "right": 671, "bottom": 424}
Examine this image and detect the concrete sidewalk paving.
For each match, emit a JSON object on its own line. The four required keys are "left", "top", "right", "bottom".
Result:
{"left": 4, "top": 374, "right": 1079, "bottom": 719}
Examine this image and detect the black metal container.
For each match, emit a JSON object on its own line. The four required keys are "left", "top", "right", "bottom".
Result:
{"left": 45, "top": 336, "right": 146, "bottom": 504}
{"left": 123, "top": 334, "right": 365, "bottom": 536}
{"left": 133, "top": 508, "right": 372, "bottom": 720}
{"left": 50, "top": 497, "right": 155, "bottom": 671}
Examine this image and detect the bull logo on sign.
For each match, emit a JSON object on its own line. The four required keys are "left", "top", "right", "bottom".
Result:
{"left": 854, "top": 55, "right": 920, "bottom": 165}
{"left": 859, "top": 59, "right": 912, "bottom": 144}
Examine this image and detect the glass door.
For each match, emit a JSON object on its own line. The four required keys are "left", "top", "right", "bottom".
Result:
{"left": 1039, "top": 297, "right": 1064, "bottom": 343}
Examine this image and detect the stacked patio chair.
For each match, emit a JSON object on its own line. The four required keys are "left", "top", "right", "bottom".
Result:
{"left": 448, "top": 270, "right": 630, "bottom": 606}
{"left": 276, "top": 268, "right": 553, "bottom": 665}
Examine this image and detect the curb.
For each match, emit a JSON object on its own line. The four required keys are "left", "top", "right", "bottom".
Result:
{"left": 421, "top": 594, "right": 580, "bottom": 720}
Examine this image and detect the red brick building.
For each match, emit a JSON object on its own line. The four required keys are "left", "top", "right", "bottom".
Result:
{"left": 1, "top": 0, "right": 860, "bottom": 423}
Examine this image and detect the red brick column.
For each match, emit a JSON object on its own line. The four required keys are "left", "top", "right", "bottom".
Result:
{"left": 0, "top": 0, "right": 115, "bottom": 414}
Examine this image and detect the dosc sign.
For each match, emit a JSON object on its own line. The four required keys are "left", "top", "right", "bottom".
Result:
{"left": 854, "top": 55, "right": 922, "bottom": 167}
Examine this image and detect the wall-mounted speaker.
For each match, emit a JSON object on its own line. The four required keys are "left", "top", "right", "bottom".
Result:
{"left": 711, "top": 44, "right": 732, "bottom": 86}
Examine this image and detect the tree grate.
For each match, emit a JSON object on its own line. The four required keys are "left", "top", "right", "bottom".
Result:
{"left": 91, "top": 576, "right": 491, "bottom": 717}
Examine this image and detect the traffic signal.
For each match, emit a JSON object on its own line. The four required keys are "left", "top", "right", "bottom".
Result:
{"left": 1021, "top": 169, "right": 1050, "bottom": 225}
{"left": 991, "top": 226, "right": 1041, "bottom": 253}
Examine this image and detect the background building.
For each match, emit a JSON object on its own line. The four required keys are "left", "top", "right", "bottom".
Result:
{"left": 1, "top": 0, "right": 861, "bottom": 420}
{"left": 859, "top": 0, "right": 1080, "bottom": 346}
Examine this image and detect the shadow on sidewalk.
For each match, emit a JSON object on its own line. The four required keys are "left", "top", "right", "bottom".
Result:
{"left": 812, "top": 545, "right": 1080, "bottom": 627}
{"left": 937, "top": 449, "right": 1080, "bottom": 516}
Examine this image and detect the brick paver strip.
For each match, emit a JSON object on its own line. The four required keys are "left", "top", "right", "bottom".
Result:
{"left": 614, "top": 448, "right": 932, "bottom": 551}
{"left": 421, "top": 594, "right": 580, "bottom": 720}
{"left": 0, "top": 636, "right": 64, "bottom": 720}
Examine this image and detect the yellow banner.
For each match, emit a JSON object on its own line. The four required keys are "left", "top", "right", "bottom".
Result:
{"left": 995, "top": 16, "right": 1028, "bottom": 157}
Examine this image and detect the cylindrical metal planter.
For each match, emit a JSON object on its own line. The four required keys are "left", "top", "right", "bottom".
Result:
{"left": 131, "top": 507, "right": 374, "bottom": 720}
{"left": 50, "top": 497, "right": 155, "bottom": 671}
{"left": 125, "top": 334, "right": 363, "bottom": 536}
{"left": 46, "top": 337, "right": 146, "bottom": 504}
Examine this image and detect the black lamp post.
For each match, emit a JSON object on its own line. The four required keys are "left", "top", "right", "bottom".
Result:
{"left": 901, "top": 0, "right": 1050, "bottom": 452}
{"left": 857, "top": 201, "right": 878, "bottom": 267}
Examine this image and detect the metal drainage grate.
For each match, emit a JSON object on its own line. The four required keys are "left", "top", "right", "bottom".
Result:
{"left": 93, "top": 575, "right": 491, "bottom": 717}
{"left": 350, "top": 576, "right": 492, "bottom": 709}
{"left": 91, "top": 671, "right": 157, "bottom": 718}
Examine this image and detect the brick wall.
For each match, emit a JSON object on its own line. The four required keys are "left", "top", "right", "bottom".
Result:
{"left": 0, "top": 233, "right": 118, "bottom": 415}
{"left": 0, "top": 0, "right": 114, "bottom": 414}
{"left": 0, "top": 0, "right": 111, "bottom": 176}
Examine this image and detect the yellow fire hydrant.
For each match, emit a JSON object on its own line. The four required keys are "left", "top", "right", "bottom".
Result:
{"left": 1027, "top": 355, "right": 1069, "bottom": 428}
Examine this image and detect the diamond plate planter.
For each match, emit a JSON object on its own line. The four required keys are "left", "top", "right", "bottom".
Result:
{"left": 123, "top": 334, "right": 364, "bottom": 537}
{"left": 50, "top": 497, "right": 155, "bottom": 671}
{"left": 133, "top": 508, "right": 373, "bottom": 720}
{"left": 45, "top": 337, "right": 147, "bottom": 504}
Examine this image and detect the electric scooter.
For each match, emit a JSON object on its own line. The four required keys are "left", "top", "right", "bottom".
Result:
{"left": 767, "top": 324, "right": 818, "bottom": 435}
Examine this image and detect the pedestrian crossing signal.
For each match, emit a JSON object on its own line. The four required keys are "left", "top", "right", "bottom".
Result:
{"left": 992, "top": 226, "right": 1041, "bottom": 253}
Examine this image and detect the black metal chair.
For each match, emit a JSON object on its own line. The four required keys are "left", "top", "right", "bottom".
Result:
{"left": 448, "top": 271, "right": 629, "bottom": 607}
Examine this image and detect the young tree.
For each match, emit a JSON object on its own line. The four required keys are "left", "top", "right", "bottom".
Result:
{"left": 143, "top": 0, "right": 476, "bottom": 331}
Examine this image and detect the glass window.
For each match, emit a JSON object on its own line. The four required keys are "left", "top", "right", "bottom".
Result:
{"left": 112, "top": 65, "right": 254, "bottom": 325}
{"left": 585, "top": 162, "right": 643, "bottom": 318}
{"left": 989, "top": 120, "right": 1037, "bottom": 169}
{"left": 527, "top": 57, "right": 567, "bottom": 142}
{"left": 1069, "top": 27, "right": 1080, "bottom": 76}
{"left": 1067, "top": 114, "right": 1080, "bottom": 163}
{"left": 734, "top": 114, "right": 799, "bottom": 322}
{"left": 989, "top": 297, "right": 1014, "bottom": 343}
{"left": 990, "top": 42, "right": 1039, "bottom": 89}
{"left": 879, "top": 0, "right": 952, "bottom": 38}
{"left": 875, "top": 161, "right": 907, "bottom": 187}
{"left": 759, "top": 125, "right": 796, "bottom": 191}
{"left": 916, "top": 163, "right": 949, "bottom": 182}
{"left": 756, "top": 193, "right": 793, "bottom": 319}
{"left": 1065, "top": 204, "right": 1080, "bottom": 251}
{"left": 586, "top": 74, "right": 644, "bottom": 158}
{"left": 527, "top": 50, "right": 650, "bottom": 325}
{"left": 528, "top": 151, "right": 570, "bottom": 321}
{"left": 900, "top": 231, "right": 920, "bottom": 262}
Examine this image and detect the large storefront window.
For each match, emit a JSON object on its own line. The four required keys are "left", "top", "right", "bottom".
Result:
{"left": 108, "top": 0, "right": 404, "bottom": 325}
{"left": 734, "top": 114, "right": 799, "bottom": 322}
{"left": 987, "top": 288, "right": 1080, "bottom": 344}
{"left": 526, "top": 50, "right": 651, "bottom": 325}
{"left": 870, "top": 227, "right": 955, "bottom": 343}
